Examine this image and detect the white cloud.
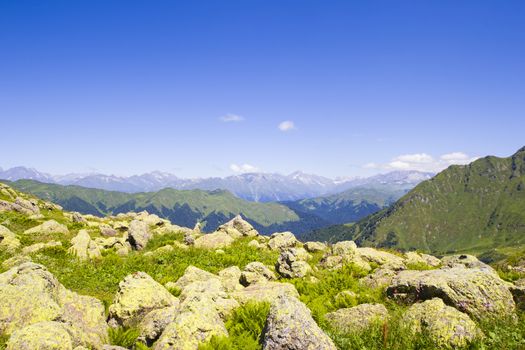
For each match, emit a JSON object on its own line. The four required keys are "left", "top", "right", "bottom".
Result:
{"left": 230, "top": 163, "right": 259, "bottom": 173}
{"left": 220, "top": 113, "right": 244, "bottom": 122}
{"left": 366, "top": 151, "right": 478, "bottom": 173}
{"left": 278, "top": 120, "right": 295, "bottom": 131}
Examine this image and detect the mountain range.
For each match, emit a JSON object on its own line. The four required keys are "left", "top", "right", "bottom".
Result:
{"left": 309, "top": 146, "right": 525, "bottom": 257}
{"left": 0, "top": 167, "right": 432, "bottom": 202}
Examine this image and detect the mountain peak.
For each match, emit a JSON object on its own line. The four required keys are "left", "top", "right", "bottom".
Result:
{"left": 514, "top": 146, "right": 525, "bottom": 155}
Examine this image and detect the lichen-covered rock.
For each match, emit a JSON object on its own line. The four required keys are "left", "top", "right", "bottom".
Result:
{"left": 174, "top": 266, "right": 220, "bottom": 290}
{"left": 0, "top": 224, "right": 20, "bottom": 253}
{"left": 325, "top": 303, "right": 388, "bottom": 333}
{"left": 261, "top": 294, "right": 336, "bottom": 350}
{"left": 6, "top": 321, "right": 73, "bottom": 350}
{"left": 136, "top": 211, "right": 166, "bottom": 226}
{"left": 11, "top": 197, "right": 40, "bottom": 216}
{"left": 21, "top": 241, "right": 62, "bottom": 255}
{"left": 217, "top": 215, "right": 258, "bottom": 238}
{"left": 402, "top": 298, "right": 481, "bottom": 348}
{"left": 248, "top": 239, "right": 262, "bottom": 249}
{"left": 387, "top": 267, "right": 515, "bottom": 320}
{"left": 359, "top": 268, "right": 396, "bottom": 289}
{"left": 276, "top": 248, "right": 312, "bottom": 278}
{"left": 240, "top": 262, "right": 276, "bottom": 286}
{"left": 138, "top": 305, "right": 179, "bottom": 346}
{"left": 404, "top": 251, "right": 441, "bottom": 267}
{"left": 69, "top": 230, "right": 101, "bottom": 260}
{"left": 127, "top": 220, "right": 151, "bottom": 250}
{"left": 24, "top": 220, "right": 69, "bottom": 235}
{"left": 1, "top": 255, "right": 32, "bottom": 269}
{"left": 194, "top": 231, "right": 234, "bottom": 249}
{"left": 332, "top": 241, "right": 357, "bottom": 255}
{"left": 178, "top": 278, "right": 239, "bottom": 319}
{"left": 304, "top": 241, "right": 327, "bottom": 253}
{"left": 233, "top": 282, "right": 299, "bottom": 305}
{"left": 218, "top": 266, "right": 244, "bottom": 292}
{"left": 108, "top": 272, "right": 179, "bottom": 327}
{"left": 357, "top": 247, "right": 405, "bottom": 269}
{"left": 509, "top": 283, "right": 525, "bottom": 311}
{"left": 99, "top": 224, "right": 117, "bottom": 237}
{"left": 441, "top": 254, "right": 496, "bottom": 274}
{"left": 267, "top": 231, "right": 299, "bottom": 251}
{"left": 72, "top": 212, "right": 87, "bottom": 223}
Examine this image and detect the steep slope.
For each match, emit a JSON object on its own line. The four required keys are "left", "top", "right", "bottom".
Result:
{"left": 333, "top": 147, "right": 525, "bottom": 254}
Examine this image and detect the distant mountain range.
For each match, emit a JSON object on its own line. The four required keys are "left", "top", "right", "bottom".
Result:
{"left": 308, "top": 147, "right": 525, "bottom": 257}
{"left": 0, "top": 166, "right": 433, "bottom": 202}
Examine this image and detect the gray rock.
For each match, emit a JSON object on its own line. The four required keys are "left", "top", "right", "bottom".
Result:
{"left": 127, "top": 220, "right": 151, "bottom": 250}
{"left": 240, "top": 262, "right": 276, "bottom": 286}
{"left": 267, "top": 231, "right": 299, "bottom": 251}
{"left": 325, "top": 303, "right": 388, "bottom": 333}
{"left": 276, "top": 248, "right": 312, "bottom": 278}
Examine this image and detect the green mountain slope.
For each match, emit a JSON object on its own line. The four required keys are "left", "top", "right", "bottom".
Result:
{"left": 283, "top": 186, "right": 406, "bottom": 225}
{"left": 317, "top": 147, "right": 525, "bottom": 255}
{"left": 7, "top": 180, "right": 307, "bottom": 233}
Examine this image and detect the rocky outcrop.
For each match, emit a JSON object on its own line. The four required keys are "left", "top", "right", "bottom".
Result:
{"left": 267, "top": 232, "right": 300, "bottom": 251}
{"left": 387, "top": 267, "right": 515, "bottom": 320}
{"left": 261, "top": 294, "right": 336, "bottom": 350}
{"left": 69, "top": 230, "right": 101, "bottom": 260}
{"left": 276, "top": 248, "right": 312, "bottom": 278}
{"left": 320, "top": 241, "right": 371, "bottom": 272}
{"left": 325, "top": 303, "right": 388, "bottom": 333}
{"left": 441, "top": 254, "right": 496, "bottom": 274}
{"left": 0, "top": 225, "right": 20, "bottom": 253}
{"left": 402, "top": 298, "right": 481, "bottom": 348}
{"left": 127, "top": 220, "right": 151, "bottom": 250}
{"left": 359, "top": 268, "right": 396, "bottom": 289}
{"left": 108, "top": 272, "right": 179, "bottom": 327}
{"left": 217, "top": 215, "right": 258, "bottom": 238}
{"left": 240, "top": 262, "right": 276, "bottom": 286}
{"left": 0, "top": 263, "right": 107, "bottom": 349}
{"left": 194, "top": 231, "right": 234, "bottom": 249}
{"left": 23, "top": 220, "right": 69, "bottom": 235}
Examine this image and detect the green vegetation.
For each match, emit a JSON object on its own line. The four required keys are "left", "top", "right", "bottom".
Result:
{"left": 109, "top": 326, "right": 141, "bottom": 348}
{"left": 327, "top": 147, "right": 525, "bottom": 257}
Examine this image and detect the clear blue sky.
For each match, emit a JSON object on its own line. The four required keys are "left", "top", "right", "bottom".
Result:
{"left": 1, "top": 0, "right": 524, "bottom": 178}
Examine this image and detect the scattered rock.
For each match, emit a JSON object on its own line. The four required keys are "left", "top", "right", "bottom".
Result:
{"left": 69, "top": 230, "right": 101, "bottom": 260}
{"left": 21, "top": 241, "right": 62, "bottom": 255}
{"left": 267, "top": 231, "right": 300, "bottom": 251}
{"left": 248, "top": 239, "right": 262, "bottom": 249}
{"left": 72, "top": 212, "right": 87, "bottom": 223}
{"left": 24, "top": 220, "right": 69, "bottom": 235}
{"left": 404, "top": 251, "right": 441, "bottom": 267}
{"left": 218, "top": 266, "right": 244, "bottom": 292}
{"left": 108, "top": 272, "right": 179, "bottom": 327}
{"left": 217, "top": 215, "right": 259, "bottom": 238}
{"left": 232, "top": 282, "right": 299, "bottom": 304}
{"left": 325, "top": 303, "right": 388, "bottom": 333}
{"left": 441, "top": 254, "right": 496, "bottom": 274}
{"left": 387, "top": 267, "right": 516, "bottom": 320}
{"left": 261, "top": 294, "right": 337, "bottom": 350}
{"left": 402, "top": 298, "right": 481, "bottom": 348}
{"left": 240, "top": 262, "right": 277, "bottom": 286}
{"left": 1, "top": 255, "right": 32, "bottom": 269}
{"left": 11, "top": 197, "right": 40, "bottom": 216}
{"left": 357, "top": 247, "right": 405, "bottom": 269}
{"left": 99, "top": 224, "right": 117, "bottom": 237}
{"left": 194, "top": 231, "right": 234, "bottom": 249}
{"left": 359, "top": 268, "right": 396, "bottom": 289}
{"left": 0, "top": 224, "right": 20, "bottom": 253}
{"left": 174, "top": 266, "right": 220, "bottom": 290}
{"left": 332, "top": 241, "right": 357, "bottom": 256}
{"left": 304, "top": 241, "right": 327, "bottom": 253}
{"left": 6, "top": 321, "right": 74, "bottom": 350}
{"left": 138, "top": 305, "right": 179, "bottom": 346}
{"left": 276, "top": 248, "right": 312, "bottom": 278}
{"left": 127, "top": 220, "right": 151, "bottom": 250}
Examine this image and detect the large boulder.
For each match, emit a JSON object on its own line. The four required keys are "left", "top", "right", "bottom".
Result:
{"left": 387, "top": 267, "right": 516, "bottom": 320}
{"left": 267, "top": 232, "right": 299, "bottom": 251}
{"left": 108, "top": 272, "right": 179, "bottom": 327}
{"left": 6, "top": 321, "right": 74, "bottom": 350}
{"left": 332, "top": 241, "right": 357, "bottom": 255}
{"left": 357, "top": 247, "right": 405, "bottom": 270}
{"left": 24, "top": 220, "right": 69, "bottom": 235}
{"left": 0, "top": 263, "right": 107, "bottom": 349}
{"left": 174, "top": 266, "right": 220, "bottom": 290}
{"left": 240, "top": 262, "right": 276, "bottom": 286}
{"left": 404, "top": 252, "right": 441, "bottom": 268}
{"left": 0, "top": 225, "right": 20, "bottom": 253}
{"left": 138, "top": 305, "right": 179, "bottom": 346}
{"left": 276, "top": 248, "right": 312, "bottom": 278}
{"left": 194, "top": 231, "right": 234, "bottom": 249}
{"left": 441, "top": 254, "right": 496, "bottom": 274}
{"left": 304, "top": 241, "right": 327, "bottom": 253}
{"left": 69, "top": 230, "right": 101, "bottom": 260}
{"left": 402, "top": 298, "right": 481, "bottom": 348}
{"left": 217, "top": 215, "right": 258, "bottom": 238}
{"left": 359, "top": 268, "right": 396, "bottom": 289}
{"left": 232, "top": 282, "right": 299, "bottom": 305}
{"left": 261, "top": 294, "right": 336, "bottom": 350}
{"left": 127, "top": 220, "right": 151, "bottom": 250}
{"left": 218, "top": 266, "right": 244, "bottom": 292}
{"left": 325, "top": 303, "right": 388, "bottom": 333}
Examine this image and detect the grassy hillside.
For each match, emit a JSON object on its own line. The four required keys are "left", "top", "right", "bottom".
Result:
{"left": 323, "top": 147, "right": 525, "bottom": 255}
{"left": 7, "top": 180, "right": 302, "bottom": 233}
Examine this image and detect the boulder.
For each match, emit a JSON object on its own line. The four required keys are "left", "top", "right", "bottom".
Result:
{"left": 359, "top": 268, "right": 396, "bottom": 289}
{"left": 325, "top": 303, "right": 388, "bottom": 333}
{"left": 194, "top": 231, "right": 234, "bottom": 249}
{"left": 138, "top": 305, "right": 179, "bottom": 346}
{"left": 332, "top": 241, "right": 357, "bottom": 255}
{"left": 276, "top": 248, "right": 312, "bottom": 278}
{"left": 233, "top": 282, "right": 300, "bottom": 305}
{"left": 21, "top": 241, "right": 62, "bottom": 255}
{"left": 267, "top": 231, "right": 299, "bottom": 251}
{"left": 0, "top": 225, "right": 20, "bottom": 253}
{"left": 304, "top": 241, "right": 327, "bottom": 253}
{"left": 261, "top": 294, "right": 336, "bottom": 350}
{"left": 6, "top": 321, "right": 74, "bottom": 350}
{"left": 99, "top": 224, "right": 117, "bottom": 237}
{"left": 217, "top": 215, "right": 259, "bottom": 238}
{"left": 12, "top": 197, "right": 40, "bottom": 216}
{"left": 136, "top": 212, "right": 166, "bottom": 226}
{"left": 1, "top": 255, "right": 32, "bottom": 270}
{"left": 69, "top": 230, "right": 101, "bottom": 260}
{"left": 404, "top": 251, "right": 441, "bottom": 267}
{"left": 23, "top": 220, "right": 69, "bottom": 235}
{"left": 240, "top": 262, "right": 276, "bottom": 286}
{"left": 441, "top": 254, "right": 496, "bottom": 274}
{"left": 402, "top": 298, "right": 481, "bottom": 348}
{"left": 509, "top": 282, "right": 525, "bottom": 311}
{"left": 178, "top": 278, "right": 239, "bottom": 319}
{"left": 127, "top": 220, "right": 151, "bottom": 250}
{"left": 108, "top": 272, "right": 179, "bottom": 327}
{"left": 174, "top": 266, "right": 220, "bottom": 290}
{"left": 71, "top": 212, "right": 87, "bottom": 223}
{"left": 387, "top": 267, "right": 516, "bottom": 320}
{"left": 218, "top": 266, "right": 244, "bottom": 292}
{"left": 357, "top": 247, "right": 405, "bottom": 269}
{"left": 248, "top": 239, "right": 262, "bottom": 249}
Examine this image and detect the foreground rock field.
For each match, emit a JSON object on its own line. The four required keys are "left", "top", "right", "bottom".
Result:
{"left": 1, "top": 182, "right": 525, "bottom": 349}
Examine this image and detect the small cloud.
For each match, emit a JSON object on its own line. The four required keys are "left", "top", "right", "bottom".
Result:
{"left": 220, "top": 113, "right": 244, "bottom": 122}
{"left": 278, "top": 120, "right": 295, "bottom": 131}
{"left": 364, "top": 151, "right": 478, "bottom": 172}
{"left": 230, "top": 163, "right": 259, "bottom": 173}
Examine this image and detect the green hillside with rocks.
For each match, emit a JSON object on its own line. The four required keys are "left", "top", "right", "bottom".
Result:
{"left": 315, "top": 147, "right": 525, "bottom": 257}
{"left": 2, "top": 181, "right": 525, "bottom": 349}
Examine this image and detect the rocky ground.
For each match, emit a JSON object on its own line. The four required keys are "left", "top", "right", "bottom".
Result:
{"left": 1, "top": 181, "right": 525, "bottom": 349}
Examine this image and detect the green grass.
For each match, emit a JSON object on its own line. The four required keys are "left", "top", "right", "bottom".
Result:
{"left": 108, "top": 326, "right": 141, "bottom": 348}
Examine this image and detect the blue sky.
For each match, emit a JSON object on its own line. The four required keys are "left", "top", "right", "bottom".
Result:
{"left": 1, "top": 1, "right": 524, "bottom": 178}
